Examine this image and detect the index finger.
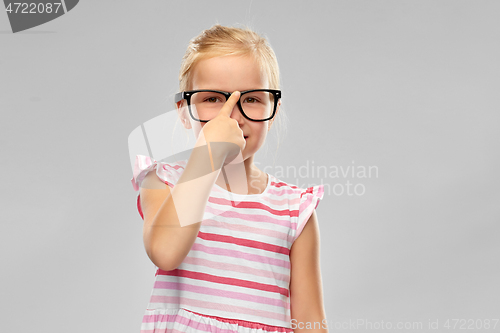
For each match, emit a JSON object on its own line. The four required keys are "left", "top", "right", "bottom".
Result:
{"left": 218, "top": 91, "right": 240, "bottom": 117}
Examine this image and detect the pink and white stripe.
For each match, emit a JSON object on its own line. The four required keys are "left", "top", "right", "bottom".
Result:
{"left": 131, "top": 155, "right": 324, "bottom": 332}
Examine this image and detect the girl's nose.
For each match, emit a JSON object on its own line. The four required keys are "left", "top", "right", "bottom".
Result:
{"left": 229, "top": 102, "right": 244, "bottom": 123}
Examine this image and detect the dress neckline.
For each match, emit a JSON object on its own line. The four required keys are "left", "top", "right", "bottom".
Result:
{"left": 213, "top": 172, "right": 271, "bottom": 197}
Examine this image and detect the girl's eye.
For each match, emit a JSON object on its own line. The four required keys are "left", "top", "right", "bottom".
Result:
{"left": 243, "top": 97, "right": 259, "bottom": 103}
{"left": 205, "top": 96, "right": 222, "bottom": 103}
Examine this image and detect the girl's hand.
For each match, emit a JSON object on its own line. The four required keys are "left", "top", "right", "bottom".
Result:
{"left": 199, "top": 91, "right": 246, "bottom": 164}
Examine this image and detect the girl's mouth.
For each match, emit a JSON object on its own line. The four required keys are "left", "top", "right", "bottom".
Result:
{"left": 244, "top": 136, "right": 248, "bottom": 140}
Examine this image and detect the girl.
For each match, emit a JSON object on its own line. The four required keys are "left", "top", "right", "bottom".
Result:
{"left": 131, "top": 24, "right": 327, "bottom": 333}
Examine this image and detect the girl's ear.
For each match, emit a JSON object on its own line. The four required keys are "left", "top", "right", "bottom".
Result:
{"left": 176, "top": 101, "right": 192, "bottom": 129}
{"left": 268, "top": 99, "right": 282, "bottom": 130}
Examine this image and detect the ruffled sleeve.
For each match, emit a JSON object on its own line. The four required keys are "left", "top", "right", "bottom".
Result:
{"left": 131, "top": 155, "right": 186, "bottom": 191}
{"left": 131, "top": 155, "right": 187, "bottom": 219}
{"left": 292, "top": 184, "right": 325, "bottom": 243}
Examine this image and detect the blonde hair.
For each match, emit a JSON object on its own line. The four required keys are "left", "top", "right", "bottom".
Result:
{"left": 179, "top": 24, "right": 280, "bottom": 91}
{"left": 178, "top": 24, "right": 287, "bottom": 160}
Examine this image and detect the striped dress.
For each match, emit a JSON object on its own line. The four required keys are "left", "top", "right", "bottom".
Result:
{"left": 131, "top": 155, "right": 324, "bottom": 333}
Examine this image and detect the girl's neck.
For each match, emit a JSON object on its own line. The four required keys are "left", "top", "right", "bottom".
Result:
{"left": 214, "top": 156, "right": 268, "bottom": 195}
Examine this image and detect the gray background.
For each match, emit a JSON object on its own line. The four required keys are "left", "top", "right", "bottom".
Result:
{"left": 1, "top": 1, "right": 499, "bottom": 332}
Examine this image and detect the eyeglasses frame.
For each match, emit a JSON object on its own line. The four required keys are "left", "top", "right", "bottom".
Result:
{"left": 174, "top": 89, "right": 281, "bottom": 122}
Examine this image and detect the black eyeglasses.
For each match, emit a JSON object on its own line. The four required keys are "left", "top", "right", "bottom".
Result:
{"left": 174, "top": 89, "right": 281, "bottom": 122}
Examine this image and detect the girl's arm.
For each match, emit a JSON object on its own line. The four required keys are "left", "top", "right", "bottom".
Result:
{"left": 140, "top": 146, "right": 222, "bottom": 271}
{"left": 290, "top": 210, "right": 329, "bottom": 333}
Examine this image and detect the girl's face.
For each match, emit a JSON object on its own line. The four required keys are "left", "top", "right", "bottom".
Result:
{"left": 178, "top": 55, "right": 280, "bottom": 161}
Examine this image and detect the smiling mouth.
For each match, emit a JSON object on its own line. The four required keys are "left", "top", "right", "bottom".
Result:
{"left": 244, "top": 136, "right": 248, "bottom": 139}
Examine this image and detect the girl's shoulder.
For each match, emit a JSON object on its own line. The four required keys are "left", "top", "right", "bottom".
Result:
{"left": 268, "top": 174, "right": 325, "bottom": 202}
{"left": 131, "top": 154, "right": 187, "bottom": 191}
{"left": 267, "top": 174, "right": 325, "bottom": 243}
